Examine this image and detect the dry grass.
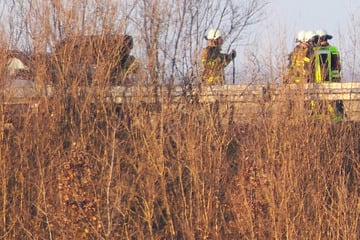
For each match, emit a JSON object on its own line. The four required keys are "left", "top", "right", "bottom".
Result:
{"left": 0, "top": 1, "right": 359, "bottom": 238}
{"left": 0, "top": 69, "right": 359, "bottom": 239}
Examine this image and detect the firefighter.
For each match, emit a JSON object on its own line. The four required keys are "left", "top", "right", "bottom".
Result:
{"left": 286, "top": 30, "right": 313, "bottom": 83}
{"left": 309, "top": 30, "right": 343, "bottom": 121}
{"left": 312, "top": 29, "right": 341, "bottom": 83}
{"left": 201, "top": 29, "right": 236, "bottom": 85}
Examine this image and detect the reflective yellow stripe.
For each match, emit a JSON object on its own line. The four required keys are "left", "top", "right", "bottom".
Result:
{"left": 314, "top": 54, "right": 322, "bottom": 83}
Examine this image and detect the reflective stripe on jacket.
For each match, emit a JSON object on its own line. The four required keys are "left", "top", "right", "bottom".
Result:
{"left": 313, "top": 45, "right": 341, "bottom": 83}
{"left": 287, "top": 45, "right": 311, "bottom": 83}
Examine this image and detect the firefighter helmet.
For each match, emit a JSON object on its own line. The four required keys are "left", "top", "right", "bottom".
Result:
{"left": 316, "top": 29, "right": 326, "bottom": 37}
{"left": 316, "top": 29, "right": 333, "bottom": 40}
{"left": 296, "top": 30, "right": 306, "bottom": 42}
{"left": 305, "top": 31, "right": 316, "bottom": 42}
{"left": 206, "top": 29, "right": 222, "bottom": 40}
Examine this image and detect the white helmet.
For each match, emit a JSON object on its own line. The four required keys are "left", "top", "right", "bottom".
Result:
{"left": 316, "top": 29, "right": 327, "bottom": 37}
{"left": 206, "top": 29, "right": 222, "bottom": 40}
{"left": 296, "top": 30, "right": 306, "bottom": 42}
{"left": 316, "top": 29, "right": 333, "bottom": 40}
{"left": 305, "top": 31, "right": 315, "bottom": 42}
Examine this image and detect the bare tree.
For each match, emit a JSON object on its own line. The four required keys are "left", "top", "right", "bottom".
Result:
{"left": 346, "top": 10, "right": 360, "bottom": 81}
{"left": 133, "top": 0, "right": 266, "bottom": 85}
{"left": 1, "top": 0, "right": 266, "bottom": 85}
{"left": 0, "top": 1, "right": 267, "bottom": 238}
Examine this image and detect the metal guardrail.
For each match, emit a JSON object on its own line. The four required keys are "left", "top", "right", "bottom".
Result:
{"left": 4, "top": 82, "right": 360, "bottom": 102}
{"left": 3, "top": 81, "right": 360, "bottom": 121}
{"left": 274, "top": 82, "right": 360, "bottom": 100}
{"left": 104, "top": 82, "right": 360, "bottom": 121}
{"left": 104, "top": 82, "right": 360, "bottom": 102}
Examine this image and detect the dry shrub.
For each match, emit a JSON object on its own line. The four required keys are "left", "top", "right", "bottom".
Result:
{"left": 1, "top": 76, "right": 360, "bottom": 239}
{"left": 1, "top": 0, "right": 359, "bottom": 238}
{"left": 0, "top": 33, "right": 358, "bottom": 239}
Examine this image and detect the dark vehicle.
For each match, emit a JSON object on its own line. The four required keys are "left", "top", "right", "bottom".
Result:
{"left": 53, "top": 34, "right": 137, "bottom": 86}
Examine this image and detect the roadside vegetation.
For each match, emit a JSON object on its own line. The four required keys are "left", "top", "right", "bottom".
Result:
{"left": 0, "top": 0, "right": 360, "bottom": 239}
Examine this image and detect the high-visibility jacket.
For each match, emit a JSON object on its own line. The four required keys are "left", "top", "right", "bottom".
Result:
{"left": 287, "top": 45, "right": 312, "bottom": 83}
{"left": 201, "top": 46, "right": 233, "bottom": 85}
{"left": 310, "top": 45, "right": 343, "bottom": 122}
{"left": 313, "top": 45, "right": 341, "bottom": 83}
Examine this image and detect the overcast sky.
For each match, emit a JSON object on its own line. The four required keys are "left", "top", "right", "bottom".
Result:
{"left": 1, "top": 0, "right": 359, "bottom": 81}
{"left": 265, "top": 0, "right": 360, "bottom": 50}
{"left": 236, "top": 0, "right": 360, "bottom": 82}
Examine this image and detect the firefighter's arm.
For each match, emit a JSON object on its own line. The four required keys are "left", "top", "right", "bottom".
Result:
{"left": 336, "top": 54, "right": 341, "bottom": 71}
{"left": 201, "top": 50, "right": 208, "bottom": 67}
